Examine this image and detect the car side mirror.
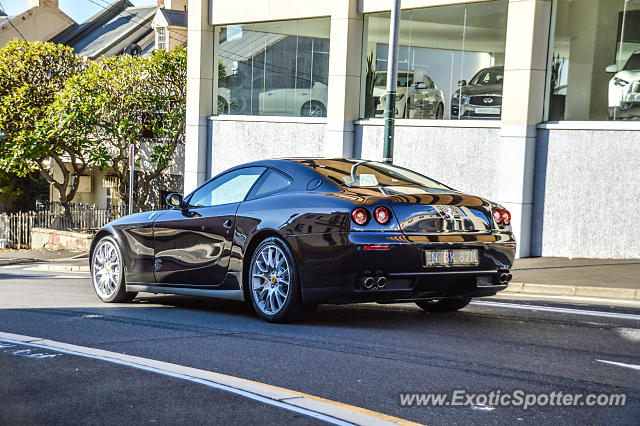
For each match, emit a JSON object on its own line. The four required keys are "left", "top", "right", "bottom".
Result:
{"left": 457, "top": 80, "right": 467, "bottom": 86}
{"left": 605, "top": 64, "right": 619, "bottom": 73}
{"left": 166, "top": 193, "right": 183, "bottom": 209}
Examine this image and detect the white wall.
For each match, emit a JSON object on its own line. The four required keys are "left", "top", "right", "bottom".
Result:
{"left": 533, "top": 127, "right": 640, "bottom": 259}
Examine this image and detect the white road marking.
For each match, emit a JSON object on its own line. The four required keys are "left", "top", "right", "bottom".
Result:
{"left": 471, "top": 301, "right": 640, "bottom": 321}
{"left": 596, "top": 359, "right": 640, "bottom": 372}
{"left": 498, "top": 293, "right": 640, "bottom": 308}
{"left": 0, "top": 332, "right": 418, "bottom": 426}
{"left": 617, "top": 328, "right": 640, "bottom": 342}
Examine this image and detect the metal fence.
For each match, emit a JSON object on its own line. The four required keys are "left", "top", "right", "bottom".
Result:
{"left": 0, "top": 203, "right": 127, "bottom": 249}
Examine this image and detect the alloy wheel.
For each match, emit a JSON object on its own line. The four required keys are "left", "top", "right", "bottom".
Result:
{"left": 92, "top": 240, "right": 121, "bottom": 299}
{"left": 251, "top": 244, "right": 291, "bottom": 315}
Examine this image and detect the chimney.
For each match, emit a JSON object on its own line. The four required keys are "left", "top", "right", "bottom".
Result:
{"left": 29, "top": 0, "right": 59, "bottom": 8}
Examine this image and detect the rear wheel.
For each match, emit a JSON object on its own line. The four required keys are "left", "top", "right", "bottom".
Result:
{"left": 91, "top": 236, "right": 137, "bottom": 303}
{"left": 249, "top": 237, "right": 304, "bottom": 322}
{"left": 415, "top": 296, "right": 471, "bottom": 313}
{"left": 435, "top": 103, "right": 444, "bottom": 119}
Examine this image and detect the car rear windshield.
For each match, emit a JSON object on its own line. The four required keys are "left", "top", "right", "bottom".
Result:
{"left": 300, "top": 160, "right": 451, "bottom": 191}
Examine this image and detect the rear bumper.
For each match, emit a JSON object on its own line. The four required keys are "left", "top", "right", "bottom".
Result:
{"left": 284, "top": 230, "right": 516, "bottom": 305}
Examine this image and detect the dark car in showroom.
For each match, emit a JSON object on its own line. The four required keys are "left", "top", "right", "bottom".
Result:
{"left": 90, "top": 159, "right": 516, "bottom": 322}
{"left": 451, "top": 66, "right": 503, "bottom": 119}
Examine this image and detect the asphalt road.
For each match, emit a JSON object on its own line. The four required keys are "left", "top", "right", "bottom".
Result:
{"left": 0, "top": 264, "right": 638, "bottom": 425}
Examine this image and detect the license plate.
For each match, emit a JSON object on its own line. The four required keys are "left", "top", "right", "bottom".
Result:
{"left": 476, "top": 107, "right": 500, "bottom": 115}
{"left": 424, "top": 249, "right": 479, "bottom": 267}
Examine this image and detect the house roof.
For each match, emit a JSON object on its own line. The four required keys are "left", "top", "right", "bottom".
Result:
{"left": 152, "top": 8, "right": 187, "bottom": 28}
{"left": 51, "top": 0, "right": 157, "bottom": 60}
{"left": 220, "top": 31, "right": 286, "bottom": 72}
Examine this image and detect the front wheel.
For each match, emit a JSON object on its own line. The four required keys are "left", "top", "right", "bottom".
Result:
{"left": 249, "top": 237, "right": 304, "bottom": 322}
{"left": 300, "top": 101, "right": 326, "bottom": 117}
{"left": 91, "top": 236, "right": 137, "bottom": 303}
{"left": 415, "top": 296, "right": 471, "bottom": 313}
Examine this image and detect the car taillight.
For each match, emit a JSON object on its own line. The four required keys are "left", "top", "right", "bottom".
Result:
{"left": 373, "top": 206, "right": 391, "bottom": 225}
{"left": 501, "top": 209, "right": 511, "bottom": 225}
{"left": 351, "top": 208, "right": 369, "bottom": 226}
{"left": 493, "top": 208, "right": 503, "bottom": 224}
{"left": 493, "top": 207, "right": 511, "bottom": 227}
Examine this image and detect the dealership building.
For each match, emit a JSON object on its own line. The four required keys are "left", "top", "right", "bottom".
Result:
{"left": 184, "top": 0, "right": 640, "bottom": 258}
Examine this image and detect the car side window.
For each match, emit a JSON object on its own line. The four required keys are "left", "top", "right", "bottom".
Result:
{"left": 188, "top": 167, "right": 265, "bottom": 208}
{"left": 248, "top": 169, "right": 292, "bottom": 200}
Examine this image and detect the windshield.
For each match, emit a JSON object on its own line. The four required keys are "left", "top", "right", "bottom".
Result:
{"left": 470, "top": 68, "right": 504, "bottom": 85}
{"left": 623, "top": 53, "right": 640, "bottom": 71}
{"left": 300, "top": 159, "right": 452, "bottom": 191}
{"left": 374, "top": 72, "right": 414, "bottom": 88}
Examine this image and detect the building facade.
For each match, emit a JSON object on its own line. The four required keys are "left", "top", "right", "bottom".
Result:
{"left": 185, "top": 0, "right": 640, "bottom": 259}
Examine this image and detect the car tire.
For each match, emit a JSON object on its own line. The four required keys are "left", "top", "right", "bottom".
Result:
{"left": 91, "top": 236, "right": 137, "bottom": 303}
{"left": 248, "top": 237, "right": 305, "bottom": 323}
{"left": 403, "top": 98, "right": 411, "bottom": 118}
{"left": 300, "top": 101, "right": 326, "bottom": 118}
{"left": 415, "top": 296, "right": 471, "bottom": 313}
{"left": 435, "top": 103, "right": 444, "bottom": 119}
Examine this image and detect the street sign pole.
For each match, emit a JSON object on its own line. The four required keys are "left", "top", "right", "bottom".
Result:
{"left": 383, "top": 0, "right": 402, "bottom": 164}
{"left": 128, "top": 143, "right": 134, "bottom": 215}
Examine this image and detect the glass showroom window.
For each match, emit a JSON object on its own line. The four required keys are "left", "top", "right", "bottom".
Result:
{"left": 361, "top": 1, "right": 508, "bottom": 120}
{"left": 215, "top": 18, "right": 330, "bottom": 117}
{"left": 547, "top": 0, "right": 640, "bottom": 121}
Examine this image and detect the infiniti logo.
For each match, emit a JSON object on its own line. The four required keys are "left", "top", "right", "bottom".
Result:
{"left": 483, "top": 97, "right": 494, "bottom": 104}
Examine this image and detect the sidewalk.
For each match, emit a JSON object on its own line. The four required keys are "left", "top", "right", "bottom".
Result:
{"left": 509, "top": 257, "right": 640, "bottom": 300}
{"left": 0, "top": 249, "right": 88, "bottom": 270}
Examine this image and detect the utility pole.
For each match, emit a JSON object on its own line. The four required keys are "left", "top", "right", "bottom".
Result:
{"left": 128, "top": 143, "right": 134, "bottom": 215}
{"left": 383, "top": 0, "right": 402, "bottom": 164}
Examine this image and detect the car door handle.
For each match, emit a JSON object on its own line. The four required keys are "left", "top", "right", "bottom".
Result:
{"left": 223, "top": 219, "right": 233, "bottom": 229}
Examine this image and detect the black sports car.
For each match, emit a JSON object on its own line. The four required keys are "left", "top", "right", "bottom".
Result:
{"left": 90, "top": 158, "right": 516, "bottom": 322}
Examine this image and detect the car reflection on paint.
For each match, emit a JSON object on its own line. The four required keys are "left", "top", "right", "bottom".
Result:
{"left": 90, "top": 158, "right": 516, "bottom": 322}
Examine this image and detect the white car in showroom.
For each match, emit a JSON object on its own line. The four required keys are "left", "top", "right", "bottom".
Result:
{"left": 258, "top": 82, "right": 328, "bottom": 117}
{"left": 373, "top": 71, "right": 445, "bottom": 119}
{"left": 606, "top": 50, "right": 640, "bottom": 119}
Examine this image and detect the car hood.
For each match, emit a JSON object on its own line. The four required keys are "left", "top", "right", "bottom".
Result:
{"left": 373, "top": 86, "right": 411, "bottom": 96}
{"left": 455, "top": 83, "right": 503, "bottom": 97}
{"left": 613, "top": 70, "right": 640, "bottom": 82}
{"left": 106, "top": 210, "right": 163, "bottom": 227}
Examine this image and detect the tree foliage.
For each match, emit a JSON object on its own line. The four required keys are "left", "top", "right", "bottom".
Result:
{"left": 0, "top": 39, "right": 91, "bottom": 208}
{"left": 51, "top": 46, "right": 187, "bottom": 210}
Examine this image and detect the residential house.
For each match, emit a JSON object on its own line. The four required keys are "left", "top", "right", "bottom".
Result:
{"left": 0, "top": 0, "right": 74, "bottom": 46}
{"left": 47, "top": 0, "right": 188, "bottom": 210}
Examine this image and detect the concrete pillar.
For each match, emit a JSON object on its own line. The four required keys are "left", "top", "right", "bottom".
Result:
{"left": 499, "top": 0, "right": 551, "bottom": 257}
{"left": 184, "top": 0, "right": 214, "bottom": 194}
{"left": 565, "top": 0, "right": 623, "bottom": 120}
{"left": 324, "top": 0, "right": 363, "bottom": 158}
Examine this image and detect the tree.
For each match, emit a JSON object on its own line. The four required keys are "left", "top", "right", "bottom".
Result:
{"left": 52, "top": 47, "right": 187, "bottom": 211}
{"left": 0, "top": 39, "right": 92, "bottom": 215}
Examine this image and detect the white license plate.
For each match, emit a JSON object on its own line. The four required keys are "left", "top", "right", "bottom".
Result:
{"left": 424, "top": 249, "right": 479, "bottom": 267}
{"left": 476, "top": 107, "right": 500, "bottom": 115}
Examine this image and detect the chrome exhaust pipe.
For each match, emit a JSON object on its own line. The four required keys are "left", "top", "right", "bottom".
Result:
{"left": 362, "top": 277, "right": 375, "bottom": 289}
{"left": 507, "top": 273, "right": 512, "bottom": 282}
{"left": 376, "top": 276, "right": 387, "bottom": 289}
{"left": 498, "top": 273, "right": 509, "bottom": 284}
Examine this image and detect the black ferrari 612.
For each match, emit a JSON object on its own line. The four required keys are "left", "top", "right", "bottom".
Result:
{"left": 90, "top": 158, "right": 516, "bottom": 322}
